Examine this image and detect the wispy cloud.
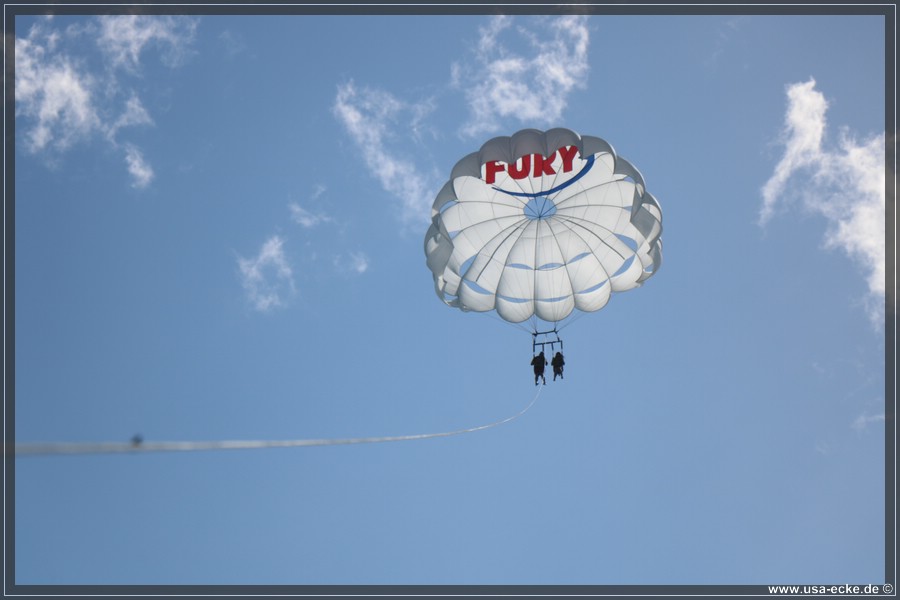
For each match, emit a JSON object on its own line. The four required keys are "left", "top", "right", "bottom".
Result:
{"left": 851, "top": 411, "right": 886, "bottom": 432}
{"left": 760, "top": 79, "right": 886, "bottom": 326}
{"left": 289, "top": 203, "right": 332, "bottom": 228}
{"left": 15, "top": 16, "right": 197, "bottom": 188}
{"left": 704, "top": 17, "right": 746, "bottom": 69}
{"left": 15, "top": 25, "right": 100, "bottom": 153}
{"left": 108, "top": 93, "right": 154, "bottom": 141}
{"left": 289, "top": 185, "right": 331, "bottom": 228}
{"left": 331, "top": 16, "right": 591, "bottom": 227}
{"left": 124, "top": 144, "right": 154, "bottom": 188}
{"left": 453, "top": 15, "right": 590, "bottom": 138}
{"left": 333, "top": 251, "right": 370, "bottom": 275}
{"left": 96, "top": 15, "right": 197, "bottom": 71}
{"left": 348, "top": 251, "right": 369, "bottom": 274}
{"left": 237, "top": 235, "right": 296, "bottom": 312}
{"left": 218, "top": 29, "right": 247, "bottom": 59}
{"left": 333, "top": 81, "right": 437, "bottom": 226}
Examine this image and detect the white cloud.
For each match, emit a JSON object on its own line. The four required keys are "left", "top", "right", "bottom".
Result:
{"left": 760, "top": 80, "right": 828, "bottom": 222}
{"left": 349, "top": 252, "right": 369, "bottom": 274}
{"left": 333, "top": 251, "right": 370, "bottom": 275}
{"left": 15, "top": 16, "right": 196, "bottom": 188}
{"left": 15, "top": 26, "right": 100, "bottom": 152}
{"left": 289, "top": 202, "right": 331, "bottom": 228}
{"left": 237, "top": 235, "right": 296, "bottom": 312}
{"left": 705, "top": 17, "right": 746, "bottom": 69}
{"left": 760, "top": 79, "right": 886, "bottom": 326}
{"left": 288, "top": 185, "right": 332, "bottom": 228}
{"left": 124, "top": 144, "right": 154, "bottom": 188}
{"left": 331, "top": 16, "right": 590, "bottom": 227}
{"left": 218, "top": 29, "right": 247, "bottom": 59}
{"left": 851, "top": 411, "right": 885, "bottom": 432}
{"left": 333, "top": 81, "right": 437, "bottom": 226}
{"left": 108, "top": 93, "right": 154, "bottom": 140}
{"left": 454, "top": 15, "right": 590, "bottom": 138}
{"left": 96, "top": 15, "right": 198, "bottom": 71}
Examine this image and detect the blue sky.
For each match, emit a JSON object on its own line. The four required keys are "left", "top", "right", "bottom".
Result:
{"left": 10, "top": 9, "right": 890, "bottom": 588}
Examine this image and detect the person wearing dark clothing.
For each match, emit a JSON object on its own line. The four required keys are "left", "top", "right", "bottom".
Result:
{"left": 551, "top": 352, "right": 565, "bottom": 381}
{"left": 531, "top": 351, "right": 547, "bottom": 385}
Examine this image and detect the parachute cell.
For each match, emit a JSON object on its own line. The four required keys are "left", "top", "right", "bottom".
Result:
{"left": 424, "top": 128, "right": 663, "bottom": 325}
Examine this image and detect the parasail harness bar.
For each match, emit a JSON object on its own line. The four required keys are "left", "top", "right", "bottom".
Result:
{"left": 532, "top": 329, "right": 563, "bottom": 355}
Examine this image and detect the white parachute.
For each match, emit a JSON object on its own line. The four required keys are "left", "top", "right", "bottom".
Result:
{"left": 424, "top": 128, "right": 663, "bottom": 330}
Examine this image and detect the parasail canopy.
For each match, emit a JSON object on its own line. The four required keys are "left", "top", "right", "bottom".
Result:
{"left": 424, "top": 128, "right": 663, "bottom": 326}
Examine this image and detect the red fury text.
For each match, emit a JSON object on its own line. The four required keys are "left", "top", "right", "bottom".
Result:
{"left": 483, "top": 146, "right": 580, "bottom": 185}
